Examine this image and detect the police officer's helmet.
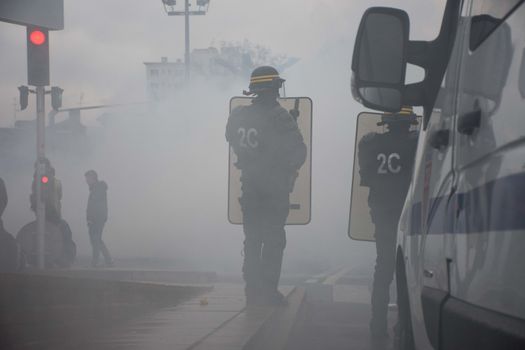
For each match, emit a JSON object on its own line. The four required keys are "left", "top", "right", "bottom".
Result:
{"left": 246, "top": 66, "right": 285, "bottom": 95}
{"left": 377, "top": 106, "right": 418, "bottom": 126}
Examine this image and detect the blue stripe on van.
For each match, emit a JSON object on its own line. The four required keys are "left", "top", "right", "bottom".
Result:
{"left": 410, "top": 173, "right": 525, "bottom": 235}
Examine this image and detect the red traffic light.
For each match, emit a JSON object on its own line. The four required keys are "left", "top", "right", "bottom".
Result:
{"left": 41, "top": 176, "right": 49, "bottom": 184}
{"left": 29, "top": 30, "right": 46, "bottom": 46}
{"left": 26, "top": 27, "right": 50, "bottom": 86}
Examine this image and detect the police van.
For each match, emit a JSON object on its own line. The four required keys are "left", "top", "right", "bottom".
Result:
{"left": 348, "top": 1, "right": 525, "bottom": 349}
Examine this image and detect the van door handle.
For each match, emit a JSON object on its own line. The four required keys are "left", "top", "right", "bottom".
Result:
{"left": 458, "top": 109, "right": 481, "bottom": 135}
{"left": 429, "top": 129, "right": 449, "bottom": 149}
{"left": 423, "top": 269, "right": 434, "bottom": 278}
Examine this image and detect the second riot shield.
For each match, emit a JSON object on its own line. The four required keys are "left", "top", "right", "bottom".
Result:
{"left": 348, "top": 111, "right": 420, "bottom": 241}
{"left": 228, "top": 96, "right": 312, "bottom": 225}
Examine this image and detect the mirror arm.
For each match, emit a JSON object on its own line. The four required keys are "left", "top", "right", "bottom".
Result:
{"left": 403, "top": 82, "right": 426, "bottom": 106}
{"left": 407, "top": 40, "right": 431, "bottom": 69}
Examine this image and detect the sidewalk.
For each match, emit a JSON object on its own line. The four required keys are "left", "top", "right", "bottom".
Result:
{"left": 286, "top": 267, "right": 397, "bottom": 350}
{"left": 82, "top": 284, "right": 296, "bottom": 350}
{"left": 0, "top": 272, "right": 211, "bottom": 350}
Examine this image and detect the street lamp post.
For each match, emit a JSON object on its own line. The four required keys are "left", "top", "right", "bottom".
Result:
{"left": 161, "top": 0, "right": 210, "bottom": 84}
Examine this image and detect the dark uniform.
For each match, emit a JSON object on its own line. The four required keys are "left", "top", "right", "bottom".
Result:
{"left": 358, "top": 114, "right": 418, "bottom": 338}
{"left": 226, "top": 66, "right": 306, "bottom": 305}
{"left": 86, "top": 178, "right": 112, "bottom": 267}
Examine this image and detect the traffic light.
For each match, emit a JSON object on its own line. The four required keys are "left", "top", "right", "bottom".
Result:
{"left": 27, "top": 26, "right": 50, "bottom": 86}
{"left": 51, "top": 86, "right": 63, "bottom": 110}
{"left": 40, "top": 174, "right": 49, "bottom": 202}
{"left": 18, "top": 86, "right": 29, "bottom": 110}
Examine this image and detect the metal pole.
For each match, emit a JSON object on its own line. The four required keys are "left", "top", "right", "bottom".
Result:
{"left": 35, "top": 86, "right": 46, "bottom": 269}
{"left": 184, "top": 0, "right": 190, "bottom": 83}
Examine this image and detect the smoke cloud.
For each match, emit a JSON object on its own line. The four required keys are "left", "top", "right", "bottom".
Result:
{"left": 0, "top": 0, "right": 444, "bottom": 275}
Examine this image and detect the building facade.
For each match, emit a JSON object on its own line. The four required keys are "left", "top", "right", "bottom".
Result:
{"left": 144, "top": 57, "right": 185, "bottom": 101}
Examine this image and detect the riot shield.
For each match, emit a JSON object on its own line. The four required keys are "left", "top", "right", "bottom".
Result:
{"left": 228, "top": 97, "right": 312, "bottom": 225}
{"left": 348, "top": 111, "right": 420, "bottom": 241}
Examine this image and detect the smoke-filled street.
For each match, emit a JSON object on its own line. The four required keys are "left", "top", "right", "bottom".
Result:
{"left": 4, "top": 1, "right": 525, "bottom": 349}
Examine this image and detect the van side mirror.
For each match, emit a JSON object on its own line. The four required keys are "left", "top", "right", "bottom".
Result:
{"left": 351, "top": 7, "right": 409, "bottom": 112}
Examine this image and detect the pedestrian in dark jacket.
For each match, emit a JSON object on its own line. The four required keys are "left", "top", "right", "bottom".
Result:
{"left": 85, "top": 170, "right": 113, "bottom": 267}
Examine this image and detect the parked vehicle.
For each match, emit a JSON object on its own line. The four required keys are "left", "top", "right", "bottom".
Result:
{"left": 348, "top": 1, "right": 525, "bottom": 349}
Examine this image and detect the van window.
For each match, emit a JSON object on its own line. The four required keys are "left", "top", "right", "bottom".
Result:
{"left": 470, "top": 0, "right": 523, "bottom": 50}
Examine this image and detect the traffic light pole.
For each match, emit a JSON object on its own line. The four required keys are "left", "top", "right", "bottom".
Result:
{"left": 25, "top": 26, "right": 54, "bottom": 269}
{"left": 35, "top": 85, "right": 46, "bottom": 269}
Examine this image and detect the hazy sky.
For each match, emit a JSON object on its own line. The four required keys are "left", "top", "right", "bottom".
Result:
{"left": 0, "top": 0, "right": 444, "bottom": 124}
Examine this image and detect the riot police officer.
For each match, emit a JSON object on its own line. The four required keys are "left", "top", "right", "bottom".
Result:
{"left": 357, "top": 108, "right": 418, "bottom": 340}
{"left": 226, "top": 66, "right": 307, "bottom": 305}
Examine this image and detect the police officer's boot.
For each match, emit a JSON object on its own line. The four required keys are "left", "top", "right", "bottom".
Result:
{"left": 264, "top": 289, "right": 287, "bottom": 306}
{"left": 260, "top": 254, "right": 287, "bottom": 305}
{"left": 243, "top": 236, "right": 263, "bottom": 306}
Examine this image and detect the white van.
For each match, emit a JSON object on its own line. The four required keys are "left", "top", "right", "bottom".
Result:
{"left": 348, "top": 1, "right": 525, "bottom": 349}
